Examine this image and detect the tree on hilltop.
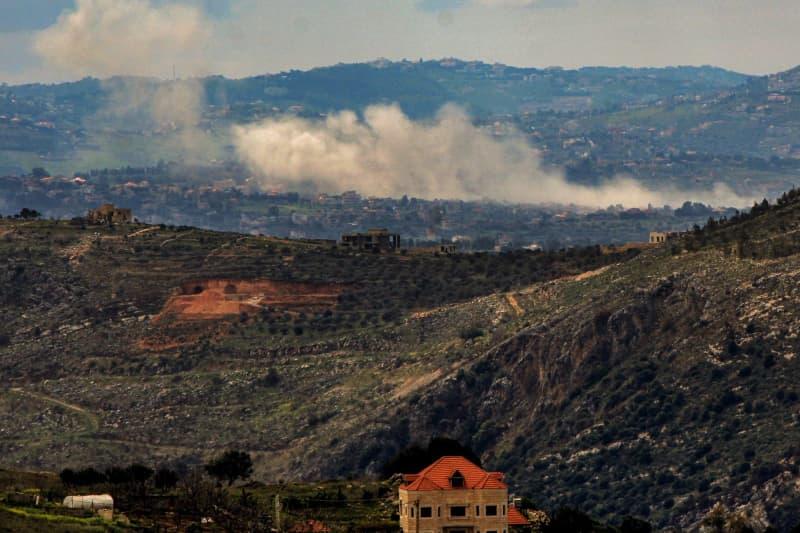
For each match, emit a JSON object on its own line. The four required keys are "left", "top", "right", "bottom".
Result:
{"left": 16, "top": 208, "right": 41, "bottom": 219}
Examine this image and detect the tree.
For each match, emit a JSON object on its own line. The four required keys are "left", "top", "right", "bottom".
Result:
{"left": 381, "top": 445, "right": 429, "bottom": 478}
{"left": 427, "top": 437, "right": 482, "bottom": 467}
{"left": 127, "top": 464, "right": 154, "bottom": 485}
{"left": 154, "top": 467, "right": 179, "bottom": 492}
{"left": 545, "top": 508, "right": 595, "bottom": 533}
{"left": 459, "top": 326, "right": 485, "bottom": 341}
{"left": 31, "top": 167, "right": 49, "bottom": 178}
{"left": 17, "top": 208, "right": 41, "bottom": 219}
{"left": 60, "top": 468, "right": 77, "bottom": 488}
{"left": 74, "top": 467, "right": 106, "bottom": 486}
{"left": 620, "top": 516, "right": 652, "bottom": 533}
{"left": 381, "top": 438, "right": 482, "bottom": 477}
{"left": 177, "top": 469, "right": 225, "bottom": 526}
{"left": 205, "top": 450, "right": 253, "bottom": 486}
{"left": 106, "top": 466, "right": 131, "bottom": 485}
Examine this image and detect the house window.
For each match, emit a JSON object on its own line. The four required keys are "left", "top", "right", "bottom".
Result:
{"left": 420, "top": 507, "right": 432, "bottom": 518}
{"left": 502, "top": 505, "right": 506, "bottom": 516}
{"left": 485, "top": 505, "right": 498, "bottom": 516}
{"left": 411, "top": 507, "right": 415, "bottom": 518}
{"left": 487, "top": 531, "right": 498, "bottom": 533}
{"left": 450, "top": 471, "right": 465, "bottom": 488}
{"left": 437, "top": 507, "right": 441, "bottom": 517}
{"left": 450, "top": 506, "right": 467, "bottom": 518}
{"left": 476, "top": 506, "right": 480, "bottom": 516}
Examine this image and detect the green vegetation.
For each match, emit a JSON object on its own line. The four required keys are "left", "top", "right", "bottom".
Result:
{"left": 381, "top": 437, "right": 482, "bottom": 477}
{"left": 205, "top": 450, "right": 254, "bottom": 486}
{"left": 2, "top": 192, "right": 800, "bottom": 529}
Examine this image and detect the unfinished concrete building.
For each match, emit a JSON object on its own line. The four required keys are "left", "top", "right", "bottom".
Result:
{"left": 87, "top": 204, "right": 133, "bottom": 225}
{"left": 340, "top": 228, "right": 400, "bottom": 252}
{"left": 649, "top": 231, "right": 679, "bottom": 244}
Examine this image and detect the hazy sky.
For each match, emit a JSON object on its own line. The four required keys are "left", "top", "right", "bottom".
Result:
{"left": 2, "top": 0, "right": 799, "bottom": 83}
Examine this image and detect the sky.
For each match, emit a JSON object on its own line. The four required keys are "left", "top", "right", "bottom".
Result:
{"left": 1, "top": 0, "right": 799, "bottom": 83}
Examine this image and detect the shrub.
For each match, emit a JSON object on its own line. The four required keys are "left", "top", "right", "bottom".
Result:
{"left": 620, "top": 516, "right": 653, "bottom": 533}
{"left": 459, "top": 326, "right": 485, "bottom": 341}
{"left": 545, "top": 508, "right": 594, "bottom": 533}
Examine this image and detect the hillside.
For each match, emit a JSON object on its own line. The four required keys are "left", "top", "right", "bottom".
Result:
{"left": 3, "top": 61, "right": 748, "bottom": 120}
{"left": 569, "top": 64, "right": 800, "bottom": 161}
{"left": 2, "top": 193, "right": 800, "bottom": 529}
{"left": 323, "top": 198, "right": 800, "bottom": 530}
{"left": 0, "top": 61, "right": 750, "bottom": 176}
{"left": 0, "top": 218, "right": 634, "bottom": 473}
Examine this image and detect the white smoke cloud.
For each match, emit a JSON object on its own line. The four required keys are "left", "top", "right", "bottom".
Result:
{"left": 98, "top": 77, "right": 215, "bottom": 158}
{"left": 33, "top": 0, "right": 211, "bottom": 79}
{"left": 233, "top": 104, "right": 752, "bottom": 207}
{"left": 33, "top": 0, "right": 217, "bottom": 163}
{"left": 27, "top": 0, "right": 757, "bottom": 207}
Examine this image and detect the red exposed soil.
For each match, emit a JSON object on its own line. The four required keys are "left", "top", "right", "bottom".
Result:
{"left": 153, "top": 279, "right": 345, "bottom": 322}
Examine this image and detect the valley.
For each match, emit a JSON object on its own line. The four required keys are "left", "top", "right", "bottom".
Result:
{"left": 2, "top": 192, "right": 800, "bottom": 529}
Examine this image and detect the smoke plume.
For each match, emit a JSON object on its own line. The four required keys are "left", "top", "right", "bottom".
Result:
{"left": 94, "top": 77, "right": 215, "bottom": 162}
{"left": 30, "top": 1, "right": 756, "bottom": 207}
{"left": 33, "top": 0, "right": 210, "bottom": 79}
{"left": 234, "top": 104, "right": 751, "bottom": 207}
{"left": 34, "top": 0, "right": 216, "bottom": 163}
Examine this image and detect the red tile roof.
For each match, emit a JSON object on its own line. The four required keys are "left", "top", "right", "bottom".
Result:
{"left": 507, "top": 506, "right": 530, "bottom": 526}
{"left": 400, "top": 456, "right": 507, "bottom": 491}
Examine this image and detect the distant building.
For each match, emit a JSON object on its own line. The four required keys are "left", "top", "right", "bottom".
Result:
{"left": 87, "top": 204, "right": 132, "bottom": 225}
{"left": 649, "top": 231, "right": 679, "bottom": 244}
{"left": 398, "top": 456, "right": 529, "bottom": 533}
{"left": 340, "top": 228, "right": 400, "bottom": 252}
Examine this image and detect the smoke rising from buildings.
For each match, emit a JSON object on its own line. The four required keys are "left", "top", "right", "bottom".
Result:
{"left": 34, "top": 0, "right": 215, "bottom": 163}
{"left": 30, "top": 0, "right": 756, "bottom": 208}
{"left": 33, "top": 0, "right": 211, "bottom": 79}
{"left": 96, "top": 77, "right": 215, "bottom": 162}
{"left": 234, "top": 104, "right": 751, "bottom": 207}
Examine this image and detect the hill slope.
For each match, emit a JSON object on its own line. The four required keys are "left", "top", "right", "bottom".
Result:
{"left": 325, "top": 199, "right": 800, "bottom": 529}
{"left": 2, "top": 195, "right": 800, "bottom": 529}
{"left": 3, "top": 61, "right": 749, "bottom": 120}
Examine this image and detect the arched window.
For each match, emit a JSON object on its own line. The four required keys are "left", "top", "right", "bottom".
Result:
{"left": 450, "top": 470, "right": 465, "bottom": 488}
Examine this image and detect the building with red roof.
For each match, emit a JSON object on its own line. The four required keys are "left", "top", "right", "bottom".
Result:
{"left": 398, "top": 456, "right": 528, "bottom": 533}
{"left": 506, "top": 506, "right": 530, "bottom": 529}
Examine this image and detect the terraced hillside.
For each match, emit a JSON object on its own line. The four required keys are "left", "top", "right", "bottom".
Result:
{"left": 0, "top": 219, "right": 630, "bottom": 472}
{"left": 2, "top": 194, "right": 800, "bottom": 529}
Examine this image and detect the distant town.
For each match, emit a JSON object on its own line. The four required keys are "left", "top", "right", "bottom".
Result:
{"left": 0, "top": 168, "right": 735, "bottom": 251}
